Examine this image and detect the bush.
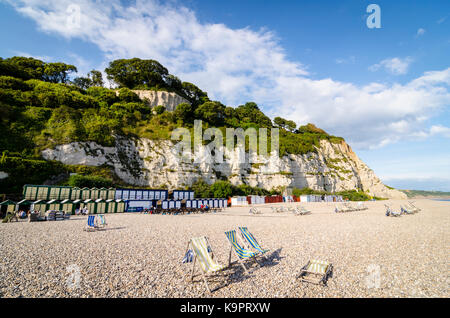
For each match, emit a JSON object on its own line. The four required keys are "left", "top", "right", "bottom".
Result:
{"left": 211, "top": 181, "right": 233, "bottom": 198}
{"left": 191, "top": 179, "right": 212, "bottom": 198}
{"left": 67, "top": 174, "right": 113, "bottom": 188}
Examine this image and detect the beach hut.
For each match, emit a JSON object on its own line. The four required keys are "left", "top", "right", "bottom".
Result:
{"left": 90, "top": 188, "right": 100, "bottom": 200}
{"left": 83, "top": 199, "right": 96, "bottom": 214}
{"left": 49, "top": 187, "right": 61, "bottom": 200}
{"left": 16, "top": 199, "right": 32, "bottom": 212}
{"left": 36, "top": 186, "right": 50, "bottom": 200}
{"left": 70, "top": 188, "right": 81, "bottom": 200}
{"left": 106, "top": 199, "right": 116, "bottom": 213}
{"left": 160, "top": 200, "right": 169, "bottom": 210}
{"left": 23, "top": 185, "right": 38, "bottom": 201}
{"left": 81, "top": 188, "right": 91, "bottom": 200}
{"left": 231, "top": 196, "right": 248, "bottom": 206}
{"left": 47, "top": 199, "right": 61, "bottom": 211}
{"left": 175, "top": 201, "right": 181, "bottom": 209}
{"left": 116, "top": 199, "right": 126, "bottom": 213}
{"left": 107, "top": 188, "right": 116, "bottom": 200}
{"left": 31, "top": 200, "right": 48, "bottom": 213}
{"left": 99, "top": 188, "right": 108, "bottom": 200}
{"left": 61, "top": 199, "right": 75, "bottom": 214}
{"left": 0, "top": 200, "right": 16, "bottom": 217}
{"left": 59, "top": 187, "right": 71, "bottom": 200}
{"left": 95, "top": 198, "right": 107, "bottom": 214}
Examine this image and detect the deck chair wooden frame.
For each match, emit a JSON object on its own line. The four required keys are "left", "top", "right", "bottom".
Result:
{"left": 225, "top": 230, "right": 260, "bottom": 273}
{"left": 186, "top": 236, "right": 228, "bottom": 293}
{"left": 297, "top": 260, "right": 333, "bottom": 285}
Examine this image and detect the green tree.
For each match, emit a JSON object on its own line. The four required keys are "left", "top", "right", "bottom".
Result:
{"left": 194, "top": 101, "right": 225, "bottom": 125}
{"left": 174, "top": 102, "right": 192, "bottom": 122}
{"left": 43, "top": 62, "right": 77, "bottom": 83}
{"left": 191, "top": 179, "right": 212, "bottom": 198}
{"left": 153, "top": 105, "right": 166, "bottom": 115}
{"left": 88, "top": 70, "right": 103, "bottom": 87}
{"left": 181, "top": 82, "right": 209, "bottom": 106}
{"left": 211, "top": 181, "right": 233, "bottom": 198}
{"left": 105, "top": 58, "right": 169, "bottom": 89}
{"left": 72, "top": 76, "right": 92, "bottom": 90}
{"left": 67, "top": 174, "right": 113, "bottom": 188}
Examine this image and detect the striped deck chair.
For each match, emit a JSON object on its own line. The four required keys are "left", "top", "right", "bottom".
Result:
{"left": 408, "top": 201, "right": 421, "bottom": 212}
{"left": 294, "top": 206, "right": 311, "bottom": 215}
{"left": 297, "top": 259, "right": 333, "bottom": 285}
{"left": 97, "top": 214, "right": 107, "bottom": 228}
{"left": 186, "top": 236, "right": 227, "bottom": 293}
{"left": 84, "top": 215, "right": 98, "bottom": 231}
{"left": 385, "top": 205, "right": 401, "bottom": 217}
{"left": 225, "top": 230, "right": 259, "bottom": 272}
{"left": 238, "top": 227, "right": 270, "bottom": 257}
{"left": 400, "top": 205, "right": 415, "bottom": 215}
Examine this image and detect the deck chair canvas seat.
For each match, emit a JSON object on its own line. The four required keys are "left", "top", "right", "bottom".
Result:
{"left": 238, "top": 227, "right": 270, "bottom": 256}
{"left": 85, "top": 215, "right": 98, "bottom": 231}
{"left": 297, "top": 259, "right": 333, "bottom": 285}
{"left": 225, "top": 230, "right": 259, "bottom": 273}
{"left": 97, "top": 214, "right": 107, "bottom": 228}
{"left": 186, "top": 236, "right": 228, "bottom": 293}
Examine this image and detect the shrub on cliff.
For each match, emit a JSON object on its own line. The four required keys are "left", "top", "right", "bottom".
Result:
{"left": 67, "top": 174, "right": 113, "bottom": 188}
{"left": 211, "top": 181, "right": 233, "bottom": 198}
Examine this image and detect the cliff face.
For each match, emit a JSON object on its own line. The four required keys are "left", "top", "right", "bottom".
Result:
{"left": 131, "top": 90, "right": 190, "bottom": 111}
{"left": 41, "top": 137, "right": 406, "bottom": 199}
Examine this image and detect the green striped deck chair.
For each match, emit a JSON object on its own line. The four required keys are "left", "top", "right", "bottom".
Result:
{"left": 238, "top": 227, "right": 269, "bottom": 256}
{"left": 97, "top": 214, "right": 107, "bottom": 228}
{"left": 297, "top": 259, "right": 333, "bottom": 285}
{"left": 187, "top": 236, "right": 227, "bottom": 293}
{"left": 225, "top": 230, "right": 258, "bottom": 272}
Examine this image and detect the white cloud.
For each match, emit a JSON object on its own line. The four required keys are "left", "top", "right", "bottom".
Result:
{"left": 335, "top": 56, "right": 356, "bottom": 64}
{"left": 417, "top": 28, "right": 426, "bottom": 36}
{"left": 369, "top": 57, "right": 413, "bottom": 75}
{"left": 437, "top": 17, "right": 446, "bottom": 24}
{"left": 4, "top": 0, "right": 450, "bottom": 150}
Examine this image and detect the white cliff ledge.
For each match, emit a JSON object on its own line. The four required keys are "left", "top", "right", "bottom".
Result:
{"left": 41, "top": 137, "right": 406, "bottom": 200}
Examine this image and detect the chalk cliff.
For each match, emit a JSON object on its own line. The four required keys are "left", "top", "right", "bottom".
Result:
{"left": 131, "top": 90, "right": 190, "bottom": 111}
{"left": 41, "top": 137, "right": 407, "bottom": 199}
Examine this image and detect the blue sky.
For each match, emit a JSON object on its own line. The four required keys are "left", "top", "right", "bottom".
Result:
{"left": 1, "top": 0, "right": 449, "bottom": 191}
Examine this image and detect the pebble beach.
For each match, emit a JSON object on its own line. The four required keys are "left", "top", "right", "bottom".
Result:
{"left": 0, "top": 199, "right": 448, "bottom": 298}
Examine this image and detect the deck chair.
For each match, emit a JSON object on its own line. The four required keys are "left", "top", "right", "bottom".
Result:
{"left": 85, "top": 215, "right": 98, "bottom": 231}
{"left": 357, "top": 202, "right": 368, "bottom": 210}
{"left": 225, "top": 230, "right": 259, "bottom": 273}
{"left": 405, "top": 202, "right": 419, "bottom": 213}
{"left": 238, "top": 227, "right": 270, "bottom": 257}
{"left": 408, "top": 201, "right": 421, "bottom": 212}
{"left": 249, "top": 207, "right": 262, "bottom": 215}
{"left": 385, "top": 205, "right": 401, "bottom": 217}
{"left": 400, "top": 205, "right": 415, "bottom": 215}
{"left": 335, "top": 204, "right": 347, "bottom": 213}
{"left": 97, "top": 214, "right": 107, "bottom": 228}
{"left": 185, "top": 236, "right": 228, "bottom": 293}
{"left": 297, "top": 259, "right": 333, "bottom": 285}
{"left": 296, "top": 206, "right": 311, "bottom": 215}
